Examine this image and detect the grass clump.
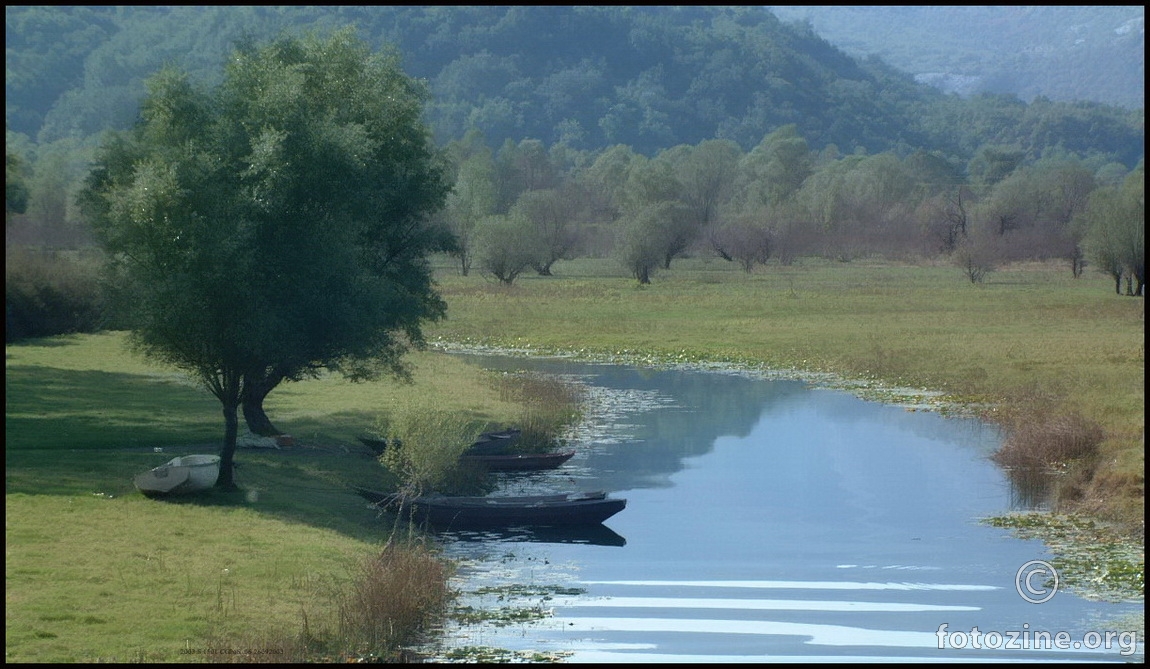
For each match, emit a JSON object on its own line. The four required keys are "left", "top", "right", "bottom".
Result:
{"left": 494, "top": 372, "right": 586, "bottom": 453}
{"left": 990, "top": 391, "right": 1109, "bottom": 512}
{"left": 994, "top": 412, "right": 1104, "bottom": 468}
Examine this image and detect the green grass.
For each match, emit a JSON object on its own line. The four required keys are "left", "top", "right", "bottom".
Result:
{"left": 5, "top": 337, "right": 523, "bottom": 662}
{"left": 428, "top": 255, "right": 1144, "bottom": 526}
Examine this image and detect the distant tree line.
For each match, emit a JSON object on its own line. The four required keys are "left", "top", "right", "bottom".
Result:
{"left": 431, "top": 127, "right": 1143, "bottom": 292}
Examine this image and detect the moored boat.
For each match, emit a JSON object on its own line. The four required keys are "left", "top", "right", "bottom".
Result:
{"left": 459, "top": 450, "right": 575, "bottom": 472}
{"left": 354, "top": 487, "right": 626, "bottom": 528}
{"left": 464, "top": 428, "right": 522, "bottom": 455}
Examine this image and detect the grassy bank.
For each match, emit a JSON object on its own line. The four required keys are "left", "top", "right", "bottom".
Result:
{"left": 427, "top": 256, "right": 1144, "bottom": 530}
{"left": 5, "top": 336, "right": 525, "bottom": 662}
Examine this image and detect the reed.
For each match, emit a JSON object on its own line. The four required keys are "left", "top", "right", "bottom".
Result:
{"left": 494, "top": 372, "right": 587, "bottom": 453}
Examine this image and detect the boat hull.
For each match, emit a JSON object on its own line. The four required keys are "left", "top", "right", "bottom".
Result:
{"left": 356, "top": 489, "right": 626, "bottom": 528}
{"left": 134, "top": 454, "right": 220, "bottom": 495}
{"left": 459, "top": 450, "right": 575, "bottom": 472}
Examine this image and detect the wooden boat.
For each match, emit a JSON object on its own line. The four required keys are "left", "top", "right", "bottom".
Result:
{"left": 465, "top": 428, "right": 522, "bottom": 455}
{"left": 134, "top": 454, "right": 220, "bottom": 495}
{"left": 354, "top": 487, "right": 626, "bottom": 528}
{"left": 459, "top": 450, "right": 575, "bottom": 472}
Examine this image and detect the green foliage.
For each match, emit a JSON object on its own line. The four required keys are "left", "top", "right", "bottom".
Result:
{"left": 440, "top": 133, "right": 499, "bottom": 275}
{"left": 6, "top": 148, "right": 30, "bottom": 218}
{"left": 6, "top": 7, "right": 1142, "bottom": 167}
{"left": 5, "top": 247, "right": 106, "bottom": 341}
{"left": 614, "top": 201, "right": 693, "bottom": 283}
{"left": 472, "top": 213, "right": 538, "bottom": 285}
{"left": 378, "top": 406, "right": 488, "bottom": 496}
{"left": 510, "top": 185, "right": 587, "bottom": 275}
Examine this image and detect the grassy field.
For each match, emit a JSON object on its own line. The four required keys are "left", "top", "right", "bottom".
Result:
{"left": 6, "top": 255, "right": 1143, "bottom": 661}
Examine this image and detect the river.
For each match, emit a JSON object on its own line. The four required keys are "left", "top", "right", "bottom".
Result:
{"left": 416, "top": 353, "right": 1143, "bottom": 663}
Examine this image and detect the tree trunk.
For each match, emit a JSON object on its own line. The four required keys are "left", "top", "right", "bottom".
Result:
{"left": 218, "top": 399, "right": 240, "bottom": 490}
{"left": 241, "top": 371, "right": 284, "bottom": 436}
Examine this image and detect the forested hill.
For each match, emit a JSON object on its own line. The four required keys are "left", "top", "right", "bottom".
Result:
{"left": 5, "top": 5, "right": 1145, "bottom": 167}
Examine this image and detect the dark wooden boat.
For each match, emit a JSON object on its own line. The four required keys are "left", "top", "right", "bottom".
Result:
{"left": 465, "top": 428, "right": 522, "bottom": 455}
{"left": 459, "top": 450, "right": 575, "bottom": 472}
{"left": 354, "top": 487, "right": 626, "bottom": 528}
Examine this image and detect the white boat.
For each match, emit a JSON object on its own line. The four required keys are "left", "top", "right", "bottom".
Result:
{"left": 134, "top": 454, "right": 221, "bottom": 495}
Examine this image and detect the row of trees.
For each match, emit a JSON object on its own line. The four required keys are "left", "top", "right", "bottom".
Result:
{"left": 433, "top": 127, "right": 1143, "bottom": 292}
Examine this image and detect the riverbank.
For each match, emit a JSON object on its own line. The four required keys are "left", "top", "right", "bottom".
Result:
{"left": 427, "top": 256, "right": 1144, "bottom": 535}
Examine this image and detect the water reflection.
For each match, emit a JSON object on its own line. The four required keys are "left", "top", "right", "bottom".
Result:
{"left": 425, "top": 353, "right": 1142, "bottom": 663}
{"left": 1003, "top": 467, "right": 1056, "bottom": 510}
{"left": 437, "top": 523, "right": 627, "bottom": 547}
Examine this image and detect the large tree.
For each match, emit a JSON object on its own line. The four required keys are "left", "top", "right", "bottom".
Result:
{"left": 79, "top": 29, "right": 451, "bottom": 487}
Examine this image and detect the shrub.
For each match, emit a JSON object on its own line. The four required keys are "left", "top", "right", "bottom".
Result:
{"left": 5, "top": 247, "right": 106, "bottom": 341}
{"left": 335, "top": 543, "right": 453, "bottom": 662}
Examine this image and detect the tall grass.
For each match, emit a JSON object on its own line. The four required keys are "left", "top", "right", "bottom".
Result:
{"left": 494, "top": 372, "right": 586, "bottom": 452}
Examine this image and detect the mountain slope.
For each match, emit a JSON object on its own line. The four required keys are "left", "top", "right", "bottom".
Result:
{"left": 768, "top": 6, "right": 1145, "bottom": 110}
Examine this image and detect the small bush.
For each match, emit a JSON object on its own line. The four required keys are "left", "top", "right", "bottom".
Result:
{"left": 992, "top": 410, "right": 1105, "bottom": 472}
{"left": 335, "top": 543, "right": 454, "bottom": 661}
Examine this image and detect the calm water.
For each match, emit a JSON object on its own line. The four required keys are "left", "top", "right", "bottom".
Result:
{"left": 420, "top": 353, "right": 1143, "bottom": 663}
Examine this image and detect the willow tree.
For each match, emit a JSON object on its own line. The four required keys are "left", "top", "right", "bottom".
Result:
{"left": 79, "top": 29, "right": 451, "bottom": 488}
{"left": 1076, "top": 169, "right": 1145, "bottom": 296}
